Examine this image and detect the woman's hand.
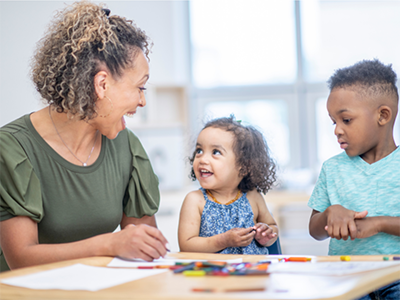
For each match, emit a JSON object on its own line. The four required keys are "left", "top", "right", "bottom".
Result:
{"left": 222, "top": 227, "right": 255, "bottom": 248}
{"left": 253, "top": 223, "right": 277, "bottom": 246}
{"left": 110, "top": 223, "right": 168, "bottom": 261}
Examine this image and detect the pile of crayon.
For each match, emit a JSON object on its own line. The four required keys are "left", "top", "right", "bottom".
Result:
{"left": 172, "top": 261, "right": 271, "bottom": 276}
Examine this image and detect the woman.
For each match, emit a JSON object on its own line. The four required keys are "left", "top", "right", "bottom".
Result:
{"left": 0, "top": 1, "right": 168, "bottom": 272}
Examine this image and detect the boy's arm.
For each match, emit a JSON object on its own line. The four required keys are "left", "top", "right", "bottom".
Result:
{"left": 251, "top": 191, "right": 278, "bottom": 247}
{"left": 177, "top": 191, "right": 255, "bottom": 252}
{"left": 355, "top": 216, "right": 400, "bottom": 238}
{"left": 309, "top": 206, "right": 368, "bottom": 241}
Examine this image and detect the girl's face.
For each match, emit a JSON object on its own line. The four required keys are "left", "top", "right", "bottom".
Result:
{"left": 95, "top": 50, "right": 149, "bottom": 139}
{"left": 193, "top": 127, "right": 243, "bottom": 192}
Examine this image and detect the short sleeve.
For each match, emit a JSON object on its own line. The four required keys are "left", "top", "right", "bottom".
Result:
{"left": 308, "top": 163, "right": 331, "bottom": 213}
{"left": 0, "top": 131, "right": 43, "bottom": 222}
{"left": 123, "top": 131, "right": 160, "bottom": 218}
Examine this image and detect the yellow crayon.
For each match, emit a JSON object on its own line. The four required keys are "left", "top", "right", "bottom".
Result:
{"left": 340, "top": 256, "right": 351, "bottom": 261}
{"left": 183, "top": 270, "right": 206, "bottom": 276}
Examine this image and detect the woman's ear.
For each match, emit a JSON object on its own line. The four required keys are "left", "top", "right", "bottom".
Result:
{"left": 93, "top": 71, "right": 108, "bottom": 99}
{"left": 378, "top": 105, "right": 392, "bottom": 126}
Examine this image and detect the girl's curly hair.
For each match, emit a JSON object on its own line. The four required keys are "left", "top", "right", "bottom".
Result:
{"left": 30, "top": 1, "right": 152, "bottom": 120}
{"left": 189, "top": 115, "right": 277, "bottom": 194}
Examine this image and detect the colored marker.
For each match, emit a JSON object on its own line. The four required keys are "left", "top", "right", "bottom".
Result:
{"left": 393, "top": 256, "right": 400, "bottom": 260}
{"left": 383, "top": 257, "right": 389, "bottom": 261}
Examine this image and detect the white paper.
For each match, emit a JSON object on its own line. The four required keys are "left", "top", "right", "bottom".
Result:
{"left": 108, "top": 256, "right": 243, "bottom": 268}
{"left": 1, "top": 264, "right": 167, "bottom": 291}
{"left": 267, "top": 261, "right": 400, "bottom": 276}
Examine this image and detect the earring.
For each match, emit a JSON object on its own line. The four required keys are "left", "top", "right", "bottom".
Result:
{"left": 98, "top": 96, "right": 113, "bottom": 118}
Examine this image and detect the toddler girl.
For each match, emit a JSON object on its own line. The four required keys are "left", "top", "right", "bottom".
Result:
{"left": 178, "top": 116, "right": 278, "bottom": 254}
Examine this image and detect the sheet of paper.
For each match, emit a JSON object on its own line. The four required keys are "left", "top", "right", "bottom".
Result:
{"left": 1, "top": 264, "right": 167, "bottom": 291}
{"left": 267, "top": 261, "right": 400, "bottom": 276}
{"left": 108, "top": 256, "right": 243, "bottom": 268}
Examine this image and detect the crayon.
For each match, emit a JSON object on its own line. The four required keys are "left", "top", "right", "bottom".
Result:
{"left": 393, "top": 256, "right": 400, "bottom": 260}
{"left": 173, "top": 262, "right": 195, "bottom": 273}
{"left": 183, "top": 270, "right": 206, "bottom": 276}
{"left": 383, "top": 257, "right": 389, "bottom": 261}
{"left": 286, "top": 257, "right": 311, "bottom": 262}
{"left": 138, "top": 266, "right": 154, "bottom": 269}
{"left": 340, "top": 256, "right": 351, "bottom": 261}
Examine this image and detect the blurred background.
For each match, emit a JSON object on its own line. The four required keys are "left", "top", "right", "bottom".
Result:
{"left": 1, "top": 0, "right": 399, "bottom": 255}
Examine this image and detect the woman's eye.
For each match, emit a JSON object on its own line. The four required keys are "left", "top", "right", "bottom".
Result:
{"left": 139, "top": 87, "right": 147, "bottom": 92}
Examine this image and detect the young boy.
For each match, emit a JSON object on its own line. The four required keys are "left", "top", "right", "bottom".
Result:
{"left": 308, "top": 59, "right": 400, "bottom": 300}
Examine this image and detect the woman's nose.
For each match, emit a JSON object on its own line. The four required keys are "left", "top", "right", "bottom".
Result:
{"left": 139, "top": 91, "right": 146, "bottom": 107}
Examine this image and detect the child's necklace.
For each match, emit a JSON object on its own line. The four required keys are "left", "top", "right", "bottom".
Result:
{"left": 206, "top": 189, "right": 241, "bottom": 205}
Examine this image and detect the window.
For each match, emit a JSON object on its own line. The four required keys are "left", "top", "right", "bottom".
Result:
{"left": 205, "top": 99, "right": 290, "bottom": 166}
{"left": 190, "top": 0, "right": 296, "bottom": 88}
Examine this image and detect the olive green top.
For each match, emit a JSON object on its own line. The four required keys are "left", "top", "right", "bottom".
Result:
{"left": 0, "top": 114, "right": 160, "bottom": 272}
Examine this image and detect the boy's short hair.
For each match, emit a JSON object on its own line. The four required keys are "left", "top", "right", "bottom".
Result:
{"left": 328, "top": 59, "right": 398, "bottom": 103}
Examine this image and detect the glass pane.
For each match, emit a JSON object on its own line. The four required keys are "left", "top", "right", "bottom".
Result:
{"left": 301, "top": 0, "right": 400, "bottom": 82}
{"left": 190, "top": 0, "right": 296, "bottom": 88}
{"left": 204, "top": 100, "right": 290, "bottom": 166}
{"left": 315, "top": 97, "right": 342, "bottom": 165}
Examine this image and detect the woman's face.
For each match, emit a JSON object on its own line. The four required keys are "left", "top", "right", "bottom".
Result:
{"left": 95, "top": 50, "right": 149, "bottom": 139}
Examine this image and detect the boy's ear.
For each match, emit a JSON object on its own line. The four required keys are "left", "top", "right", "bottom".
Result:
{"left": 377, "top": 105, "right": 392, "bottom": 126}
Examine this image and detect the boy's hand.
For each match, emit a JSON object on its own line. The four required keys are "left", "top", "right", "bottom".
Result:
{"left": 253, "top": 223, "right": 277, "bottom": 246}
{"left": 222, "top": 227, "right": 255, "bottom": 248}
{"left": 324, "top": 205, "right": 368, "bottom": 240}
{"left": 354, "top": 217, "right": 379, "bottom": 239}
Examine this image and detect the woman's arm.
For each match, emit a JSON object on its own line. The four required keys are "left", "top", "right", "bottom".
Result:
{"left": 0, "top": 215, "right": 168, "bottom": 270}
{"left": 120, "top": 213, "right": 157, "bottom": 228}
{"left": 178, "top": 191, "right": 255, "bottom": 253}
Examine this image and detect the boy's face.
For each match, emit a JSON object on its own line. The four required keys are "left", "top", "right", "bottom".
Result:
{"left": 327, "top": 88, "right": 380, "bottom": 158}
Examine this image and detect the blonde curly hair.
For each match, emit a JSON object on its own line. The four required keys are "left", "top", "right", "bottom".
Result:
{"left": 31, "top": 1, "right": 151, "bottom": 120}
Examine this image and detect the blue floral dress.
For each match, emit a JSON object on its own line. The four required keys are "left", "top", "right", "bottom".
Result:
{"left": 199, "top": 187, "right": 269, "bottom": 255}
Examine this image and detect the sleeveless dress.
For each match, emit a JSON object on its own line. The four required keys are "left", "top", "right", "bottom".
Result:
{"left": 198, "top": 187, "right": 269, "bottom": 255}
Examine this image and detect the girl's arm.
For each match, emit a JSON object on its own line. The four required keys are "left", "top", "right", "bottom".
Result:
{"left": 0, "top": 213, "right": 168, "bottom": 270}
{"left": 178, "top": 191, "right": 255, "bottom": 252}
{"left": 251, "top": 191, "right": 279, "bottom": 247}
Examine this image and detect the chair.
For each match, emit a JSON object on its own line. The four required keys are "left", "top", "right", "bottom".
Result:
{"left": 267, "top": 236, "right": 282, "bottom": 254}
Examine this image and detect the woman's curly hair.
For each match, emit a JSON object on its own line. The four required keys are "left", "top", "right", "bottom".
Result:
{"left": 30, "top": 1, "right": 151, "bottom": 120}
{"left": 189, "top": 115, "right": 277, "bottom": 194}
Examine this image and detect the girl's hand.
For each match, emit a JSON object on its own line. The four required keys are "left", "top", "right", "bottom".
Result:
{"left": 253, "top": 223, "right": 277, "bottom": 246}
{"left": 223, "top": 227, "right": 256, "bottom": 248}
{"left": 110, "top": 224, "right": 168, "bottom": 261}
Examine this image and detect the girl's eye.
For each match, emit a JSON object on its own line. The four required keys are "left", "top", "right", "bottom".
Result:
{"left": 195, "top": 148, "right": 203, "bottom": 155}
{"left": 212, "top": 149, "right": 221, "bottom": 155}
{"left": 332, "top": 121, "right": 336, "bottom": 125}
{"left": 139, "top": 87, "right": 147, "bottom": 94}
{"left": 343, "top": 119, "right": 351, "bottom": 124}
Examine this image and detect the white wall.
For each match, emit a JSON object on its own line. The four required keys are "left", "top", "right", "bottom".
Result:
{"left": 0, "top": 0, "right": 191, "bottom": 127}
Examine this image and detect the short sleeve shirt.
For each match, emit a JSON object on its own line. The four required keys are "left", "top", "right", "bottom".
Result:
{"left": 308, "top": 148, "right": 400, "bottom": 255}
{"left": 0, "top": 114, "right": 160, "bottom": 271}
